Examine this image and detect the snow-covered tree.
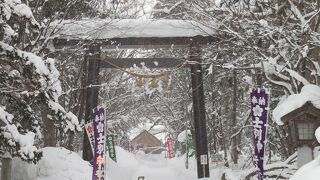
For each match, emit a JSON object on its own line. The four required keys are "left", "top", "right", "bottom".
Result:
{"left": 194, "top": 0, "right": 320, "bottom": 164}
{"left": 0, "top": 0, "right": 80, "bottom": 162}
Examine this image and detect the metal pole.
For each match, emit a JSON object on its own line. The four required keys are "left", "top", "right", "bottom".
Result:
{"left": 1, "top": 152, "right": 12, "bottom": 180}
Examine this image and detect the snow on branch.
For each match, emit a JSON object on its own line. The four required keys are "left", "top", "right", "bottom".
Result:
{"left": 243, "top": 153, "right": 297, "bottom": 180}
{"left": 0, "top": 106, "right": 14, "bottom": 125}
{"left": 153, "top": 0, "right": 185, "bottom": 14}
{"left": 48, "top": 100, "right": 81, "bottom": 132}
{"left": 0, "top": 41, "right": 80, "bottom": 132}
{"left": 288, "top": 0, "right": 310, "bottom": 33}
{"left": 2, "top": 0, "right": 40, "bottom": 27}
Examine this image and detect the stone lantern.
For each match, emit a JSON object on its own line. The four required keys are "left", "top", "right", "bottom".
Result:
{"left": 281, "top": 101, "right": 320, "bottom": 167}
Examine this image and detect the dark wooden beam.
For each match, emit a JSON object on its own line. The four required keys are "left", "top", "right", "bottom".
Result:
{"left": 53, "top": 36, "right": 217, "bottom": 50}
{"left": 99, "top": 58, "right": 186, "bottom": 69}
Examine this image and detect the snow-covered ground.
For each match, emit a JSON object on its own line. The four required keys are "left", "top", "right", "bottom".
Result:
{"left": 10, "top": 146, "right": 242, "bottom": 180}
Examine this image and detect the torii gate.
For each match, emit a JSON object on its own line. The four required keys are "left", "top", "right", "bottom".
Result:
{"left": 53, "top": 19, "right": 217, "bottom": 178}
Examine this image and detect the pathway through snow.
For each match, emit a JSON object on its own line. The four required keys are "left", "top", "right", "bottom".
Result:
{"left": 133, "top": 165, "right": 185, "bottom": 180}
{"left": 131, "top": 152, "right": 192, "bottom": 180}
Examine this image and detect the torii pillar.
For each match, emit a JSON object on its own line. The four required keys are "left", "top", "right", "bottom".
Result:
{"left": 83, "top": 43, "right": 101, "bottom": 162}
{"left": 190, "top": 43, "right": 210, "bottom": 178}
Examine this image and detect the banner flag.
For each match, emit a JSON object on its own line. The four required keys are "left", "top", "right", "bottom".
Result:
{"left": 92, "top": 107, "right": 106, "bottom": 180}
{"left": 167, "top": 136, "right": 173, "bottom": 159}
{"left": 250, "top": 88, "right": 270, "bottom": 180}
{"left": 85, "top": 122, "right": 95, "bottom": 153}
{"left": 107, "top": 134, "right": 117, "bottom": 162}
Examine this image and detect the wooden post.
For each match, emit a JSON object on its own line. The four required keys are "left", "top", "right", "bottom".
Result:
{"left": 1, "top": 152, "right": 12, "bottom": 180}
{"left": 189, "top": 44, "right": 210, "bottom": 178}
{"left": 82, "top": 43, "right": 101, "bottom": 162}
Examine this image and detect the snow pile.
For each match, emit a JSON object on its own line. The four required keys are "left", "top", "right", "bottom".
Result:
{"left": 36, "top": 147, "right": 92, "bottom": 180}
{"left": 12, "top": 146, "right": 137, "bottom": 180}
{"left": 12, "top": 147, "right": 93, "bottom": 180}
{"left": 273, "top": 84, "right": 320, "bottom": 125}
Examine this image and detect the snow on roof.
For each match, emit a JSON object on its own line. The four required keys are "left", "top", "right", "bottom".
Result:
{"left": 129, "top": 122, "right": 166, "bottom": 142}
{"left": 273, "top": 84, "right": 320, "bottom": 125}
{"left": 54, "top": 18, "right": 216, "bottom": 40}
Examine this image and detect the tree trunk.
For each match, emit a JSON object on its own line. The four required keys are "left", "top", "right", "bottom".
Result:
{"left": 230, "top": 70, "right": 239, "bottom": 164}
{"left": 42, "top": 106, "right": 56, "bottom": 147}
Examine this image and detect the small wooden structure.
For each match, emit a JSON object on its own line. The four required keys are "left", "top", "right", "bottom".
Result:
{"left": 282, "top": 101, "right": 320, "bottom": 148}
{"left": 131, "top": 130, "right": 164, "bottom": 154}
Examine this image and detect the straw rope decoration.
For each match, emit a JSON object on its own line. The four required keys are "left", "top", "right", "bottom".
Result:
{"left": 100, "top": 55, "right": 187, "bottom": 89}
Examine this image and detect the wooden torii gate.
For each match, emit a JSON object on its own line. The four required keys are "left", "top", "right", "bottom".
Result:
{"left": 53, "top": 19, "right": 216, "bottom": 178}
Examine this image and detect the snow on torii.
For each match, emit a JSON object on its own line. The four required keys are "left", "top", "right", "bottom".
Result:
{"left": 53, "top": 18, "right": 216, "bottom": 40}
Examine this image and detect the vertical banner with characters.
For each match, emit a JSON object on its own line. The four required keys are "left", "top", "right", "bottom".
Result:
{"left": 92, "top": 107, "right": 106, "bottom": 180}
{"left": 250, "top": 88, "right": 270, "bottom": 180}
{"left": 107, "top": 134, "right": 117, "bottom": 162}
{"left": 167, "top": 136, "right": 173, "bottom": 159}
{"left": 85, "top": 122, "right": 95, "bottom": 153}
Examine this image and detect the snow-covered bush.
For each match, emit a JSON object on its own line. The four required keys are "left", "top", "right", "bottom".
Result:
{"left": 0, "top": 0, "right": 80, "bottom": 162}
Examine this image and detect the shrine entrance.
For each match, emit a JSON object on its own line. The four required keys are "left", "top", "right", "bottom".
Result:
{"left": 53, "top": 19, "right": 216, "bottom": 178}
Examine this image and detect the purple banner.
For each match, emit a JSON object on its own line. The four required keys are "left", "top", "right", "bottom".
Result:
{"left": 250, "top": 88, "right": 270, "bottom": 180}
{"left": 92, "top": 107, "right": 106, "bottom": 180}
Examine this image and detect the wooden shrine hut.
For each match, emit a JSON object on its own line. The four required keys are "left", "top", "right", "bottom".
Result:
{"left": 131, "top": 130, "right": 162, "bottom": 152}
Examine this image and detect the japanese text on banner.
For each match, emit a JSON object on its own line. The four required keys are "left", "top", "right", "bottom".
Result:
{"left": 92, "top": 107, "right": 106, "bottom": 180}
{"left": 250, "top": 89, "right": 269, "bottom": 180}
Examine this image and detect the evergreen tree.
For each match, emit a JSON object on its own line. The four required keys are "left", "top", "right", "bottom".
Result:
{"left": 0, "top": 0, "right": 80, "bottom": 162}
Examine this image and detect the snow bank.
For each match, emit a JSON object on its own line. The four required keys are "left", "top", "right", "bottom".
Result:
{"left": 272, "top": 84, "right": 320, "bottom": 125}
{"left": 36, "top": 147, "right": 92, "bottom": 180}
{"left": 12, "top": 146, "right": 140, "bottom": 180}
{"left": 12, "top": 147, "right": 92, "bottom": 180}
